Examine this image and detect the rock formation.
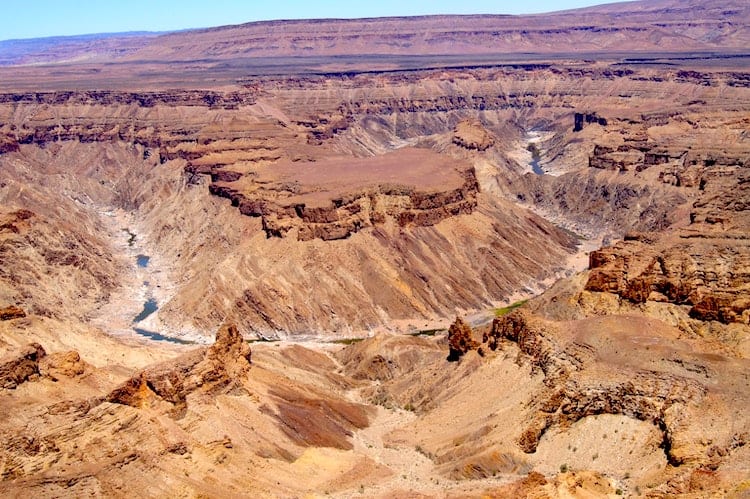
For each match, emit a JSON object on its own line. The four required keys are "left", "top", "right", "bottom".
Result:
{"left": 0, "top": 343, "right": 46, "bottom": 389}
{"left": 204, "top": 148, "right": 480, "bottom": 241}
{"left": 0, "top": 1, "right": 748, "bottom": 496}
{"left": 107, "top": 323, "right": 251, "bottom": 414}
{"left": 0, "top": 306, "right": 25, "bottom": 321}
{"left": 452, "top": 120, "right": 495, "bottom": 151}
{"left": 573, "top": 112, "right": 607, "bottom": 132}
{"left": 476, "top": 309, "right": 750, "bottom": 486}
{"left": 0, "top": 343, "right": 86, "bottom": 389}
{"left": 446, "top": 316, "right": 479, "bottom": 361}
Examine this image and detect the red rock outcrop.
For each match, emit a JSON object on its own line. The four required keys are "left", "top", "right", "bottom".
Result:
{"left": 573, "top": 112, "right": 607, "bottom": 132}
{"left": 0, "top": 343, "right": 46, "bottom": 389}
{"left": 106, "top": 323, "right": 251, "bottom": 415}
{"left": 447, "top": 316, "right": 479, "bottom": 362}
{"left": 585, "top": 114, "right": 749, "bottom": 178}
{"left": 0, "top": 305, "right": 25, "bottom": 321}
{"left": 481, "top": 310, "right": 746, "bottom": 470}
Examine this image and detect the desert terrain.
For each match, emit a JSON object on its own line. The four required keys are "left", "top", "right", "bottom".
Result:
{"left": 0, "top": 0, "right": 749, "bottom": 497}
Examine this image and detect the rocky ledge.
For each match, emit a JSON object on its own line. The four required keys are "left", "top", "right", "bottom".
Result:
{"left": 481, "top": 310, "right": 749, "bottom": 470}
{"left": 106, "top": 323, "right": 252, "bottom": 417}
{"left": 585, "top": 171, "right": 750, "bottom": 325}
{"left": 585, "top": 235, "right": 750, "bottom": 324}
{"left": 0, "top": 343, "right": 86, "bottom": 389}
{"left": 203, "top": 147, "right": 480, "bottom": 241}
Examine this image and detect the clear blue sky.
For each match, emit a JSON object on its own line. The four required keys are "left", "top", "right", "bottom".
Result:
{"left": 1, "top": 0, "right": 622, "bottom": 41}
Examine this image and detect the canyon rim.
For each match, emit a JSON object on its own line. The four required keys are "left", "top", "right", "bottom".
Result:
{"left": 1, "top": 0, "right": 749, "bottom": 497}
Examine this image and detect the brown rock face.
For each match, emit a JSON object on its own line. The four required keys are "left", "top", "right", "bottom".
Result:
{"left": 0, "top": 342, "right": 87, "bottom": 389}
{"left": 106, "top": 323, "right": 251, "bottom": 415}
{"left": 0, "top": 204, "right": 121, "bottom": 323}
{"left": 0, "top": 305, "right": 25, "bottom": 321}
{"left": 268, "top": 387, "right": 371, "bottom": 450}
{"left": 38, "top": 351, "right": 86, "bottom": 381}
{"left": 447, "top": 316, "right": 478, "bottom": 362}
{"left": 0, "top": 343, "right": 45, "bottom": 389}
{"left": 574, "top": 112, "right": 607, "bottom": 132}
{"left": 452, "top": 120, "right": 495, "bottom": 151}
{"left": 203, "top": 147, "right": 480, "bottom": 241}
{"left": 482, "top": 310, "right": 748, "bottom": 472}
{"left": 210, "top": 322, "right": 252, "bottom": 365}
{"left": 585, "top": 233, "right": 750, "bottom": 325}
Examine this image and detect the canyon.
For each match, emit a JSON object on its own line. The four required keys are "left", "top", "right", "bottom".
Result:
{"left": 0, "top": 0, "right": 749, "bottom": 497}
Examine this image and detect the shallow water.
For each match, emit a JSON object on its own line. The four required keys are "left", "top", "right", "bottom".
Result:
{"left": 136, "top": 254, "right": 150, "bottom": 268}
{"left": 133, "top": 327, "right": 194, "bottom": 345}
{"left": 530, "top": 157, "right": 544, "bottom": 175}
{"left": 133, "top": 297, "right": 158, "bottom": 323}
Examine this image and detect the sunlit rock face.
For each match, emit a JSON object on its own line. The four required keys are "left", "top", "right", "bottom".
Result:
{"left": 0, "top": 1, "right": 749, "bottom": 497}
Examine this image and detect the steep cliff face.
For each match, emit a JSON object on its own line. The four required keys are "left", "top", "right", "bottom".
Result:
{"left": 204, "top": 149, "right": 479, "bottom": 241}
{"left": 586, "top": 236, "right": 750, "bottom": 325}
{"left": 584, "top": 167, "right": 750, "bottom": 325}
{"left": 474, "top": 309, "right": 750, "bottom": 490}
{"left": 0, "top": 51, "right": 748, "bottom": 341}
{"left": 0, "top": 205, "right": 122, "bottom": 322}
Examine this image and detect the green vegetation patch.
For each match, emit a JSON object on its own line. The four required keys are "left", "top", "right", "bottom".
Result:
{"left": 331, "top": 337, "right": 366, "bottom": 345}
{"left": 493, "top": 299, "right": 528, "bottom": 317}
{"left": 247, "top": 337, "right": 279, "bottom": 344}
{"left": 410, "top": 328, "right": 445, "bottom": 337}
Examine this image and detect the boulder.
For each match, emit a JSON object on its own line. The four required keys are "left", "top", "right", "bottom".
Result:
{"left": 0, "top": 305, "right": 26, "bottom": 321}
{"left": 447, "top": 316, "right": 478, "bottom": 361}
{"left": 0, "top": 343, "right": 46, "bottom": 389}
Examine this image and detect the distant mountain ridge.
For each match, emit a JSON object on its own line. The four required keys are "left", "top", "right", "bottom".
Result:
{"left": 0, "top": 32, "right": 162, "bottom": 66}
{"left": 0, "top": 0, "right": 747, "bottom": 67}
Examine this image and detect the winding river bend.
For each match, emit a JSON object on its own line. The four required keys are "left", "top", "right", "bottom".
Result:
{"left": 129, "top": 251, "right": 193, "bottom": 345}
{"left": 94, "top": 209, "right": 197, "bottom": 345}
{"left": 526, "top": 131, "right": 546, "bottom": 175}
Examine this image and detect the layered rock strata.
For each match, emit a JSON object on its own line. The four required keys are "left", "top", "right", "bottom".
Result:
{"left": 0, "top": 343, "right": 85, "bottom": 389}
{"left": 106, "top": 323, "right": 251, "bottom": 415}
{"left": 585, "top": 170, "right": 750, "bottom": 324}
{"left": 204, "top": 148, "right": 479, "bottom": 241}
{"left": 483, "top": 310, "right": 749, "bottom": 471}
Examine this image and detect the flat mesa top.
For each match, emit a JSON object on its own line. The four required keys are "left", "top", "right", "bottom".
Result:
{"left": 251, "top": 147, "right": 469, "bottom": 206}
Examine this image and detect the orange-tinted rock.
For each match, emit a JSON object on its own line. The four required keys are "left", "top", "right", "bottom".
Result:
{"left": 0, "top": 305, "right": 26, "bottom": 321}
{"left": 447, "top": 316, "right": 478, "bottom": 362}
{"left": 39, "top": 351, "right": 86, "bottom": 381}
{"left": 106, "top": 323, "right": 251, "bottom": 415}
{"left": 478, "top": 469, "right": 557, "bottom": 497}
{"left": 586, "top": 238, "right": 750, "bottom": 325}
{"left": 0, "top": 343, "right": 46, "bottom": 389}
{"left": 452, "top": 120, "right": 495, "bottom": 151}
